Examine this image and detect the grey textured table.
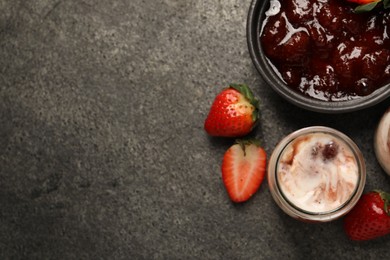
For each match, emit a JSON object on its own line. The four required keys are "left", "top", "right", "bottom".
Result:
{"left": 1, "top": 0, "right": 390, "bottom": 259}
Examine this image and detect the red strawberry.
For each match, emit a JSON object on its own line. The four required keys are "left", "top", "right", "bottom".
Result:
{"left": 204, "top": 84, "right": 259, "bottom": 137}
{"left": 343, "top": 190, "right": 390, "bottom": 241}
{"left": 346, "top": 0, "right": 379, "bottom": 5}
{"left": 221, "top": 140, "right": 267, "bottom": 203}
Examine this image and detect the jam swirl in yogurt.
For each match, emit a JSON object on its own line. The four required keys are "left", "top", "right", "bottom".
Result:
{"left": 277, "top": 132, "right": 359, "bottom": 213}
{"left": 260, "top": 0, "right": 390, "bottom": 101}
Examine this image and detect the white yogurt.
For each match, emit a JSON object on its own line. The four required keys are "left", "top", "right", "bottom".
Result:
{"left": 277, "top": 133, "right": 359, "bottom": 213}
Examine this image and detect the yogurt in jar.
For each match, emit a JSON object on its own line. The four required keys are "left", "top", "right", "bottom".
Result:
{"left": 277, "top": 132, "right": 359, "bottom": 213}
{"left": 267, "top": 126, "right": 365, "bottom": 222}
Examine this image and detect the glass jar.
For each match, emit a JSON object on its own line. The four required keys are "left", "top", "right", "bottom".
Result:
{"left": 267, "top": 126, "right": 366, "bottom": 222}
{"left": 374, "top": 108, "right": 390, "bottom": 176}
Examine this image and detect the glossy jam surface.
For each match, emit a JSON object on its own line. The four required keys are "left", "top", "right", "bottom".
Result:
{"left": 260, "top": 0, "right": 390, "bottom": 101}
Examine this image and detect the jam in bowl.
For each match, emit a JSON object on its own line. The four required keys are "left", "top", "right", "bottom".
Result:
{"left": 247, "top": 0, "right": 390, "bottom": 113}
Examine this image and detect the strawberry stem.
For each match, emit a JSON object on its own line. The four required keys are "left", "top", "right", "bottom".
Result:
{"left": 235, "top": 139, "right": 261, "bottom": 156}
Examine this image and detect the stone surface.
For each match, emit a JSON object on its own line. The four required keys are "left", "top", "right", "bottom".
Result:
{"left": 1, "top": 0, "right": 390, "bottom": 259}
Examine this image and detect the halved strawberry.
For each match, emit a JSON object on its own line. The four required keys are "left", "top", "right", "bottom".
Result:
{"left": 221, "top": 140, "right": 267, "bottom": 203}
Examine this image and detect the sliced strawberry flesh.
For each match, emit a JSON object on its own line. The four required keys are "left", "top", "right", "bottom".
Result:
{"left": 222, "top": 143, "right": 266, "bottom": 202}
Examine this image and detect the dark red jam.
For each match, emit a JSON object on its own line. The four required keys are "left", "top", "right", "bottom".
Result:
{"left": 260, "top": 0, "right": 390, "bottom": 101}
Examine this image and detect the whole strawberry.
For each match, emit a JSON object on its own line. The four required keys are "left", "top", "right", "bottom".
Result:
{"left": 222, "top": 139, "right": 267, "bottom": 203}
{"left": 204, "top": 84, "right": 259, "bottom": 137}
{"left": 344, "top": 190, "right": 390, "bottom": 241}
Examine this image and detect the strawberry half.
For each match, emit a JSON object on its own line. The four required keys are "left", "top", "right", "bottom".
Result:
{"left": 204, "top": 84, "right": 259, "bottom": 137}
{"left": 221, "top": 140, "right": 267, "bottom": 203}
{"left": 343, "top": 190, "right": 390, "bottom": 241}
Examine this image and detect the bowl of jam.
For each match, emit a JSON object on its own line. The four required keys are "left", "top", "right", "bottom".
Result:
{"left": 247, "top": 0, "right": 390, "bottom": 113}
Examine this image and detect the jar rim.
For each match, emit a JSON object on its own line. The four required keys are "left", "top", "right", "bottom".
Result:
{"left": 267, "top": 126, "right": 366, "bottom": 222}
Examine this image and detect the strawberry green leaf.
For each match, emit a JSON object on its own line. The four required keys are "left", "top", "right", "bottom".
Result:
{"left": 229, "top": 83, "right": 260, "bottom": 123}
{"left": 384, "top": 0, "right": 390, "bottom": 8}
{"left": 354, "top": 1, "right": 379, "bottom": 13}
{"left": 252, "top": 110, "right": 259, "bottom": 123}
{"left": 229, "top": 84, "right": 256, "bottom": 106}
{"left": 374, "top": 190, "right": 390, "bottom": 216}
